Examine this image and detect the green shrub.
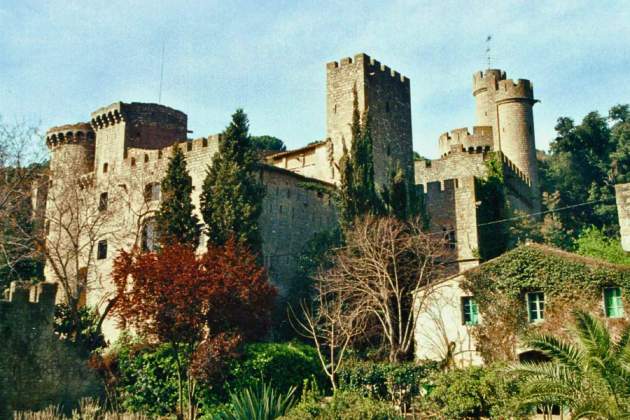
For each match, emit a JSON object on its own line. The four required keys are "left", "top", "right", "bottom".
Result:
{"left": 115, "top": 342, "right": 180, "bottom": 416}
{"left": 426, "top": 365, "right": 525, "bottom": 419}
{"left": 282, "top": 390, "right": 401, "bottom": 420}
{"left": 337, "top": 359, "right": 437, "bottom": 411}
{"left": 227, "top": 342, "right": 327, "bottom": 396}
{"left": 214, "top": 382, "right": 296, "bottom": 420}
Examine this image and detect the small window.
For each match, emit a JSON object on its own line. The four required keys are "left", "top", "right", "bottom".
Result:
{"left": 527, "top": 292, "right": 545, "bottom": 323}
{"left": 131, "top": 157, "right": 136, "bottom": 167}
{"left": 385, "top": 101, "right": 390, "bottom": 113}
{"left": 144, "top": 183, "right": 161, "bottom": 202}
{"left": 604, "top": 287, "right": 623, "bottom": 318}
{"left": 103, "top": 163, "right": 108, "bottom": 173}
{"left": 98, "top": 192, "right": 108, "bottom": 212}
{"left": 142, "top": 219, "right": 157, "bottom": 252}
{"left": 97, "top": 240, "right": 108, "bottom": 260}
{"left": 462, "top": 297, "right": 479, "bottom": 326}
{"left": 158, "top": 150, "right": 163, "bottom": 159}
{"left": 202, "top": 138, "right": 208, "bottom": 147}
{"left": 187, "top": 142, "right": 193, "bottom": 152}
{"left": 144, "top": 154, "right": 149, "bottom": 163}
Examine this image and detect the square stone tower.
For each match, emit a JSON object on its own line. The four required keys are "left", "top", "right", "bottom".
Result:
{"left": 326, "top": 53, "right": 413, "bottom": 187}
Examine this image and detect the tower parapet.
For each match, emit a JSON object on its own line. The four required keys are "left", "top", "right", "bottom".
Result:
{"left": 495, "top": 79, "right": 535, "bottom": 103}
{"left": 46, "top": 123, "right": 95, "bottom": 175}
{"left": 326, "top": 53, "right": 412, "bottom": 187}
{"left": 438, "top": 126, "right": 493, "bottom": 157}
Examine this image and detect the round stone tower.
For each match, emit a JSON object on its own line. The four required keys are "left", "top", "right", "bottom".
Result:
{"left": 472, "top": 69, "right": 539, "bottom": 211}
{"left": 494, "top": 77, "right": 539, "bottom": 209}
{"left": 46, "top": 123, "right": 95, "bottom": 176}
{"left": 473, "top": 69, "right": 504, "bottom": 144}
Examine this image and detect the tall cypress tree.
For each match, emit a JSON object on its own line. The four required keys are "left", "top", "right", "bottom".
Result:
{"left": 155, "top": 145, "right": 201, "bottom": 247}
{"left": 338, "top": 85, "right": 383, "bottom": 227}
{"left": 200, "top": 109, "right": 265, "bottom": 251}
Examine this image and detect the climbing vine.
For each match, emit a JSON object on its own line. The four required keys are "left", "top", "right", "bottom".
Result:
{"left": 475, "top": 154, "right": 509, "bottom": 261}
{"left": 462, "top": 244, "right": 630, "bottom": 362}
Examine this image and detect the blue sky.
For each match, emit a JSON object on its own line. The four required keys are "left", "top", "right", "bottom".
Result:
{"left": 1, "top": 0, "right": 628, "bottom": 158}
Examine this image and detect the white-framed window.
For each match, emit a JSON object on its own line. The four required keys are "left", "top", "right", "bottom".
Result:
{"left": 527, "top": 292, "right": 545, "bottom": 323}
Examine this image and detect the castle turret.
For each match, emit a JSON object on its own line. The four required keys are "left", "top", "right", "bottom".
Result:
{"left": 46, "top": 123, "right": 95, "bottom": 176}
{"left": 90, "top": 102, "right": 187, "bottom": 176}
{"left": 326, "top": 53, "right": 413, "bottom": 186}
{"left": 472, "top": 69, "right": 540, "bottom": 211}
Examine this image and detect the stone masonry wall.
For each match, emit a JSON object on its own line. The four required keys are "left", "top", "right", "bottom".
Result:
{"left": 616, "top": 183, "right": 630, "bottom": 252}
{"left": 0, "top": 282, "right": 100, "bottom": 417}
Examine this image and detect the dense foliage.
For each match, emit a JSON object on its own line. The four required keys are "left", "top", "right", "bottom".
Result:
{"left": 574, "top": 226, "right": 630, "bottom": 265}
{"left": 475, "top": 154, "right": 510, "bottom": 260}
{"left": 424, "top": 364, "right": 524, "bottom": 419}
{"left": 463, "top": 244, "right": 630, "bottom": 361}
{"left": 111, "top": 241, "right": 276, "bottom": 418}
{"left": 337, "top": 359, "right": 437, "bottom": 411}
{"left": 54, "top": 303, "right": 105, "bottom": 356}
{"left": 215, "top": 382, "right": 296, "bottom": 420}
{"left": 511, "top": 310, "right": 630, "bottom": 418}
{"left": 538, "top": 104, "right": 629, "bottom": 239}
{"left": 200, "top": 109, "right": 265, "bottom": 251}
{"left": 154, "top": 146, "right": 201, "bottom": 247}
{"left": 250, "top": 135, "right": 286, "bottom": 152}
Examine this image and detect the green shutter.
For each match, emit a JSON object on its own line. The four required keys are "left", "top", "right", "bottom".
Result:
{"left": 462, "top": 297, "right": 479, "bottom": 326}
{"left": 605, "top": 288, "right": 623, "bottom": 318}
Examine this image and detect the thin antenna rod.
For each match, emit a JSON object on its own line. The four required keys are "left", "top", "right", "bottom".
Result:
{"left": 485, "top": 35, "right": 493, "bottom": 68}
{"left": 158, "top": 41, "right": 165, "bottom": 103}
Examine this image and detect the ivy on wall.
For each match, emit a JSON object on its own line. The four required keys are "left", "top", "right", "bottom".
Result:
{"left": 462, "top": 244, "right": 630, "bottom": 362}
{"left": 475, "top": 153, "right": 510, "bottom": 261}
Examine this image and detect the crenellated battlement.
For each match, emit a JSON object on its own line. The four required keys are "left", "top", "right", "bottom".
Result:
{"left": 90, "top": 102, "right": 187, "bottom": 134}
{"left": 497, "top": 152, "right": 531, "bottom": 187}
{"left": 495, "top": 78, "right": 534, "bottom": 102}
{"left": 326, "top": 53, "right": 409, "bottom": 84}
{"left": 0, "top": 281, "right": 57, "bottom": 313}
{"left": 472, "top": 69, "right": 506, "bottom": 95}
{"left": 121, "top": 134, "right": 222, "bottom": 168}
{"left": 46, "top": 123, "right": 95, "bottom": 148}
{"left": 438, "top": 126, "right": 493, "bottom": 156}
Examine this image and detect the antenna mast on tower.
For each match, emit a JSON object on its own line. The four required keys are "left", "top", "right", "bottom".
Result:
{"left": 158, "top": 40, "right": 165, "bottom": 103}
{"left": 485, "top": 35, "right": 493, "bottom": 68}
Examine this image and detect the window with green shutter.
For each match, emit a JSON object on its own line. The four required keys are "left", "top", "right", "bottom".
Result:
{"left": 462, "top": 296, "right": 479, "bottom": 326}
{"left": 604, "top": 287, "right": 623, "bottom": 318}
{"left": 527, "top": 292, "right": 544, "bottom": 323}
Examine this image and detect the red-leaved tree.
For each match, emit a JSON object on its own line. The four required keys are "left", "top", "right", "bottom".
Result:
{"left": 111, "top": 239, "right": 276, "bottom": 419}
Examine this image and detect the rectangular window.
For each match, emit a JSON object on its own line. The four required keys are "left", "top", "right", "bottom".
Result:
{"left": 144, "top": 183, "right": 161, "bottom": 202}
{"left": 527, "top": 292, "right": 545, "bottom": 323}
{"left": 604, "top": 287, "right": 623, "bottom": 318}
{"left": 98, "top": 192, "right": 108, "bottom": 212}
{"left": 142, "top": 219, "right": 156, "bottom": 252}
{"left": 462, "top": 296, "right": 479, "bottom": 326}
{"left": 97, "top": 240, "right": 108, "bottom": 260}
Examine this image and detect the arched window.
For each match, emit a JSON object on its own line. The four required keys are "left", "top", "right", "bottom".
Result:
{"left": 142, "top": 218, "right": 157, "bottom": 252}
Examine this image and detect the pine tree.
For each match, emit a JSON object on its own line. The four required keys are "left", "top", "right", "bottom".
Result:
{"left": 155, "top": 145, "right": 201, "bottom": 247}
{"left": 200, "top": 109, "right": 265, "bottom": 251}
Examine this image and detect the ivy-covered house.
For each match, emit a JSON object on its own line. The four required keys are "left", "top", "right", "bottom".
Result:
{"left": 414, "top": 243, "right": 630, "bottom": 366}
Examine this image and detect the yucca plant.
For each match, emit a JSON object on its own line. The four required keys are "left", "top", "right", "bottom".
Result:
{"left": 510, "top": 309, "right": 630, "bottom": 419}
{"left": 215, "top": 382, "right": 296, "bottom": 420}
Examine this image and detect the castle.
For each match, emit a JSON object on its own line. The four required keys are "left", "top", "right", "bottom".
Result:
{"left": 39, "top": 53, "right": 539, "bottom": 340}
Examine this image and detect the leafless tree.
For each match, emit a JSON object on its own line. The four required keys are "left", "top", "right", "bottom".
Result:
{"left": 322, "top": 216, "right": 450, "bottom": 362}
{"left": 290, "top": 275, "right": 366, "bottom": 390}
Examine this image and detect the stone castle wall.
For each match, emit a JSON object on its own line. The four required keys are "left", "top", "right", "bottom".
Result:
{"left": 421, "top": 177, "right": 480, "bottom": 272}
{"left": 326, "top": 53, "right": 413, "bottom": 186}
{"left": 0, "top": 282, "right": 100, "bottom": 417}
{"left": 46, "top": 126, "right": 338, "bottom": 340}
{"left": 616, "top": 183, "right": 630, "bottom": 252}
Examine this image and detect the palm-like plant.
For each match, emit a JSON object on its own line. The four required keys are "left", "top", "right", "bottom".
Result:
{"left": 511, "top": 309, "right": 630, "bottom": 419}
{"left": 215, "top": 382, "right": 296, "bottom": 420}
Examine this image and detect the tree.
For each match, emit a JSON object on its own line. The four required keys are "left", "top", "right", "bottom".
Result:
{"left": 111, "top": 240, "right": 276, "bottom": 419}
{"left": 250, "top": 135, "right": 286, "bottom": 152}
{"left": 307, "top": 216, "right": 449, "bottom": 363}
{"left": 573, "top": 226, "right": 630, "bottom": 265}
{"left": 337, "top": 87, "right": 382, "bottom": 227}
{"left": 539, "top": 105, "right": 630, "bottom": 238}
{"left": 155, "top": 145, "right": 200, "bottom": 247}
{"left": 511, "top": 310, "right": 630, "bottom": 418}
{"left": 200, "top": 110, "right": 265, "bottom": 251}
